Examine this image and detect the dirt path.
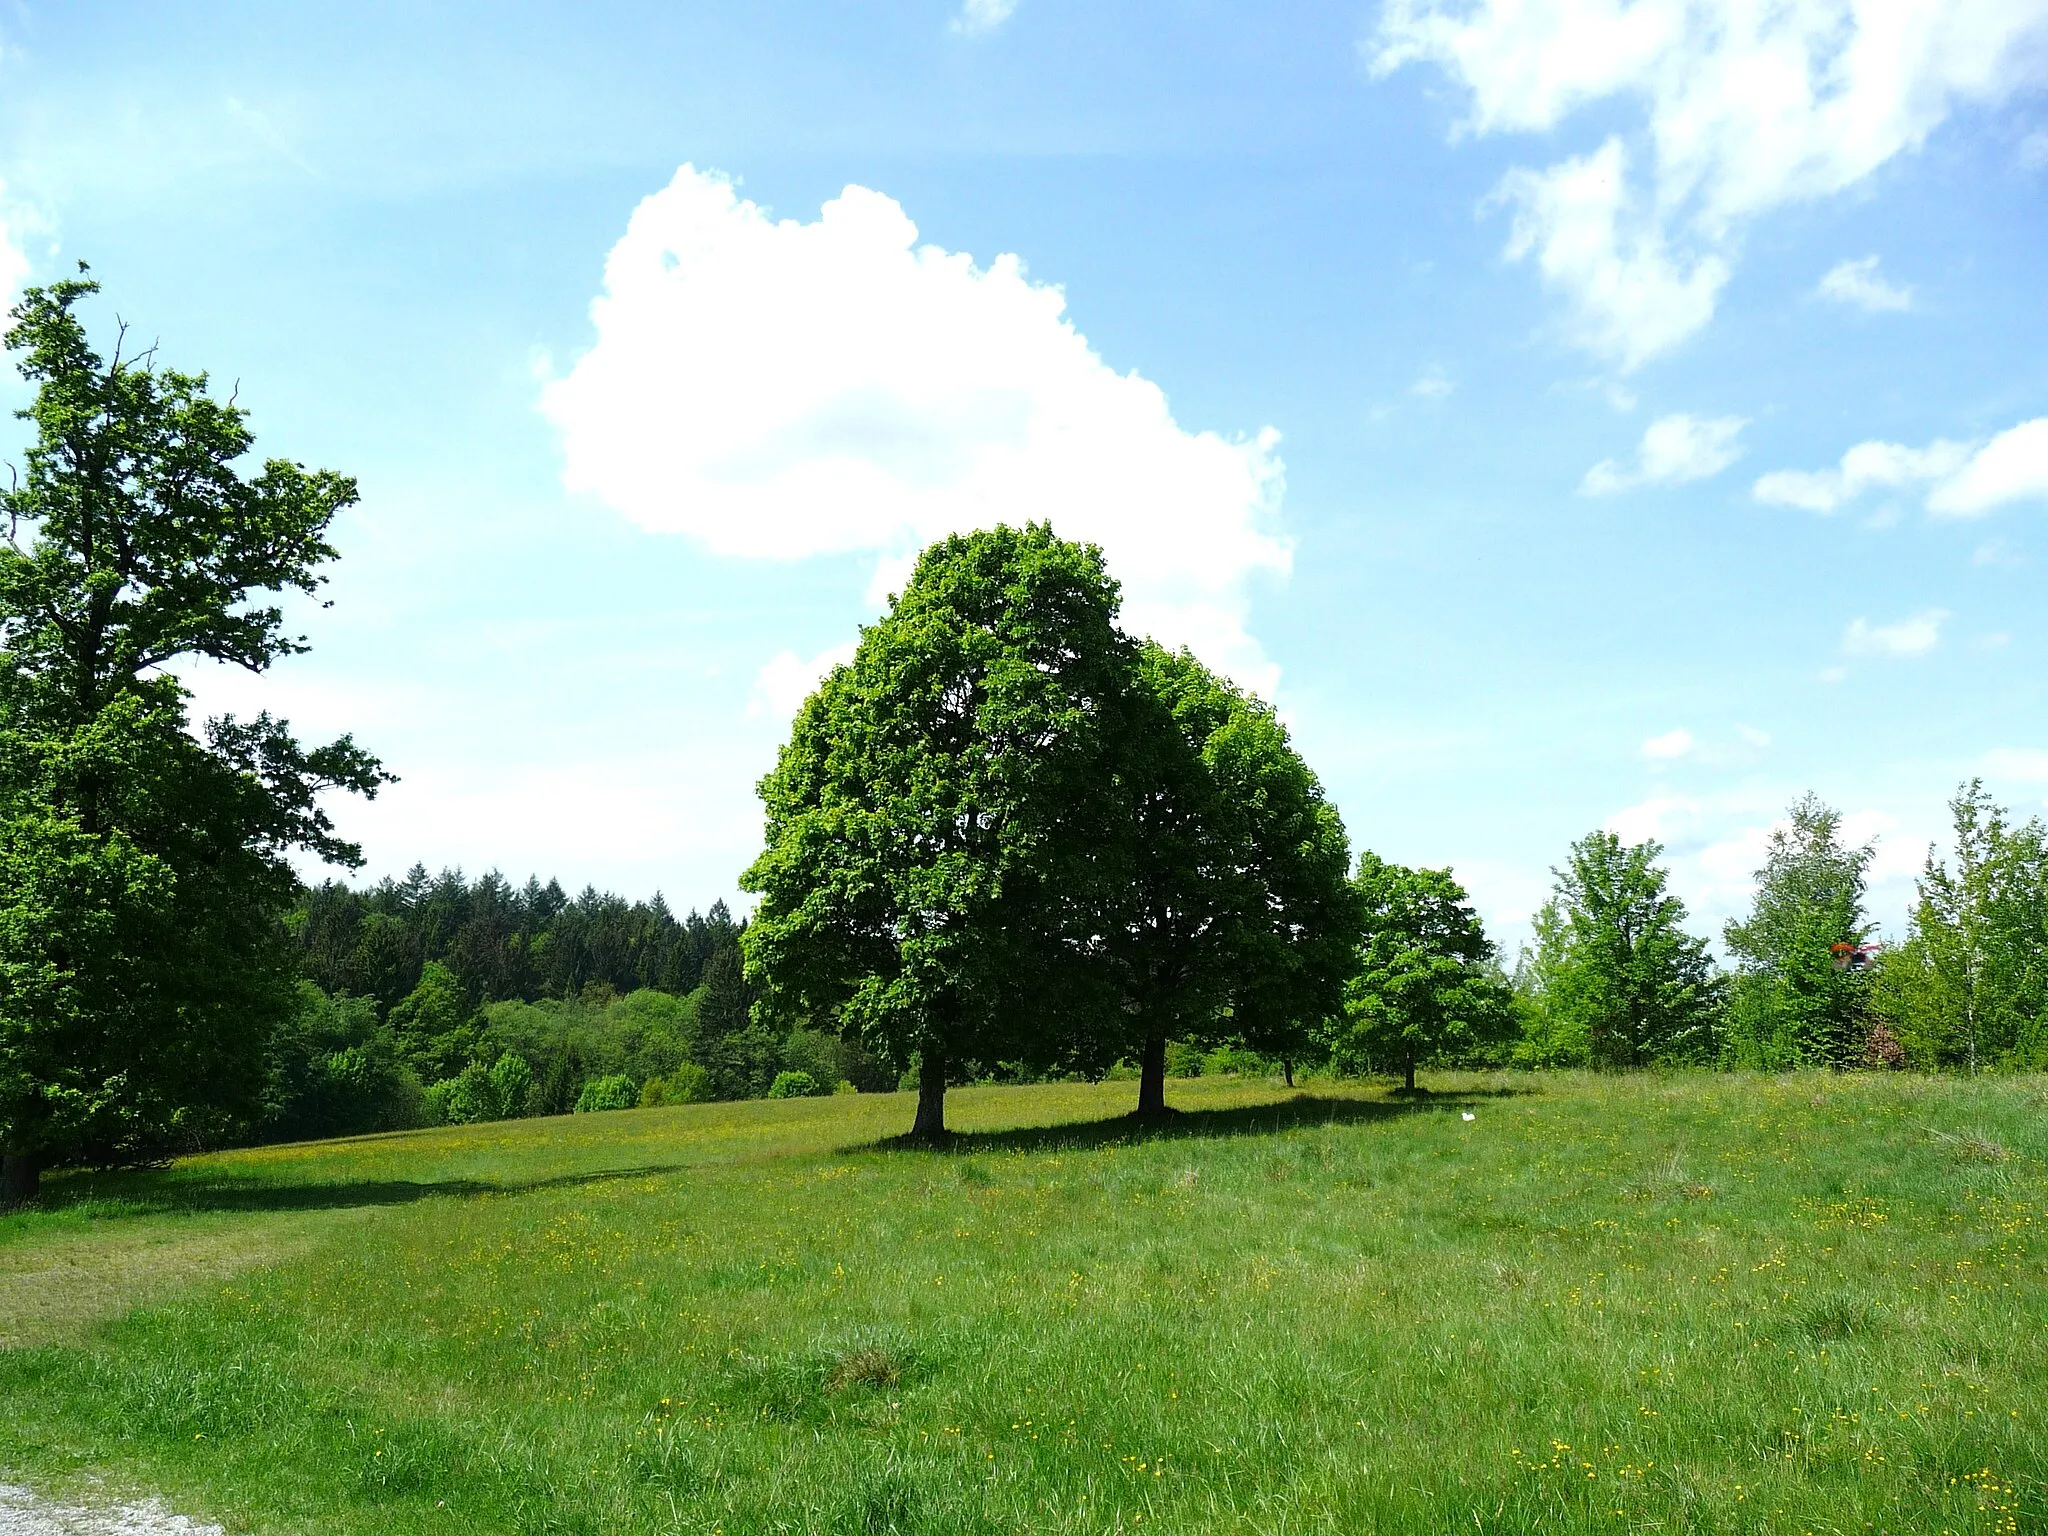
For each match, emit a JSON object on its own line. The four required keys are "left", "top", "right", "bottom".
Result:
{"left": 0, "top": 1485, "right": 224, "bottom": 1536}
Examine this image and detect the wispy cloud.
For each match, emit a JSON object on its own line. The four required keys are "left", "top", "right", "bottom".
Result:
{"left": 1372, "top": 1, "right": 2048, "bottom": 367}
{"left": 1641, "top": 727, "right": 1694, "bottom": 761}
{"left": 950, "top": 0, "right": 1017, "bottom": 36}
{"left": 1409, "top": 366, "right": 1454, "bottom": 399}
{"left": 1582, "top": 413, "right": 1745, "bottom": 495}
{"left": 1843, "top": 608, "right": 1947, "bottom": 658}
{"left": 1816, "top": 255, "right": 1912, "bottom": 313}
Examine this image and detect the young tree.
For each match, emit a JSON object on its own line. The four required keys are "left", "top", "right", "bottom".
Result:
{"left": 0, "top": 270, "right": 387, "bottom": 1202}
{"left": 1333, "top": 854, "right": 1515, "bottom": 1089}
{"left": 1722, "top": 794, "right": 1875, "bottom": 1068}
{"left": 1876, "top": 782, "right": 2048, "bottom": 1071}
{"left": 743, "top": 524, "right": 1131, "bottom": 1139}
{"left": 1535, "top": 832, "right": 1722, "bottom": 1067}
{"left": 1109, "top": 643, "right": 1355, "bottom": 1114}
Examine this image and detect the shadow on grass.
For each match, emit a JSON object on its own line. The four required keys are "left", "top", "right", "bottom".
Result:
{"left": 16, "top": 1161, "right": 709, "bottom": 1222}
{"left": 861, "top": 1085, "right": 1527, "bottom": 1157}
{"left": 15, "top": 1082, "right": 1538, "bottom": 1223}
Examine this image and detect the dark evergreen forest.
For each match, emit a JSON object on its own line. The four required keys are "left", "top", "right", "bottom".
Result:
{"left": 291, "top": 867, "right": 738, "bottom": 1016}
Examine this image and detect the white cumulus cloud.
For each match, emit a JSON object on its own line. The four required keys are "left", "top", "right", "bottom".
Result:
{"left": 1843, "top": 608, "right": 1948, "bottom": 657}
{"left": 542, "top": 166, "right": 1291, "bottom": 692}
{"left": 1755, "top": 417, "right": 2048, "bottom": 515}
{"left": 1373, "top": 0, "right": 2048, "bottom": 368}
{"left": 1816, "top": 255, "right": 1914, "bottom": 312}
{"left": 1929, "top": 418, "right": 2048, "bottom": 515}
{"left": 1581, "top": 412, "right": 1745, "bottom": 494}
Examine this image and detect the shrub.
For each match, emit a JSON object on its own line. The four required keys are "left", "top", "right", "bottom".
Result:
{"left": 767, "top": 1070, "right": 821, "bottom": 1099}
{"left": 639, "top": 1062, "right": 713, "bottom": 1107}
{"left": 574, "top": 1073, "right": 639, "bottom": 1113}
{"left": 1164, "top": 1041, "right": 1205, "bottom": 1078}
{"left": 488, "top": 1052, "right": 535, "bottom": 1117}
{"left": 1201, "top": 1045, "right": 1269, "bottom": 1077}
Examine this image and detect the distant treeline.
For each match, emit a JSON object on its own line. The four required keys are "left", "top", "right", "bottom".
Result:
{"left": 266, "top": 868, "right": 896, "bottom": 1147}
{"left": 291, "top": 867, "right": 737, "bottom": 1014}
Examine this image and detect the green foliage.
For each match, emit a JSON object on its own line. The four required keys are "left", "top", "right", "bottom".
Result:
{"left": 1722, "top": 795, "right": 1875, "bottom": 1068}
{"left": 1200, "top": 1044, "right": 1271, "bottom": 1077}
{"left": 387, "top": 962, "right": 475, "bottom": 1082}
{"left": 572, "top": 1074, "right": 637, "bottom": 1113}
{"left": 1334, "top": 854, "right": 1517, "bottom": 1086}
{"left": 0, "top": 272, "right": 385, "bottom": 1193}
{"left": 744, "top": 524, "right": 1139, "bottom": 1135}
{"left": 1163, "top": 1040, "right": 1206, "bottom": 1077}
{"left": 292, "top": 870, "right": 737, "bottom": 1021}
{"left": 1874, "top": 782, "right": 2048, "bottom": 1070}
{"left": 1525, "top": 832, "right": 1722, "bottom": 1067}
{"left": 1110, "top": 644, "right": 1357, "bottom": 1106}
{"left": 487, "top": 1052, "right": 535, "bottom": 1117}
{"left": 766, "top": 1070, "right": 822, "bottom": 1099}
{"left": 1510, "top": 904, "right": 1590, "bottom": 1067}
{"left": 639, "top": 1063, "right": 712, "bottom": 1107}
{"left": 261, "top": 982, "right": 423, "bottom": 1142}
{"left": 695, "top": 947, "right": 783, "bottom": 1100}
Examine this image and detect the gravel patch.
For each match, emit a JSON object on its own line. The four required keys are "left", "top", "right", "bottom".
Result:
{"left": 0, "top": 1485, "right": 224, "bottom": 1536}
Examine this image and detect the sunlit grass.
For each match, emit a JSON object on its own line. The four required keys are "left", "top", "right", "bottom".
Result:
{"left": 2, "top": 1071, "right": 2043, "bottom": 1533}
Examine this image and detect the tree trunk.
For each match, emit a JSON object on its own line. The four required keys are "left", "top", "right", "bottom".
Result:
{"left": 1136, "top": 1035, "right": 1168, "bottom": 1116}
{"left": 910, "top": 1050, "right": 949, "bottom": 1141}
{"left": 1403, "top": 1051, "right": 1416, "bottom": 1093}
{"left": 1281, "top": 1058, "right": 1294, "bottom": 1088}
{"left": 1, "top": 1152, "right": 41, "bottom": 1208}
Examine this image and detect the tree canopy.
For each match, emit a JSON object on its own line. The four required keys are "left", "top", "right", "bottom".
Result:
{"left": 743, "top": 524, "right": 1135, "bottom": 1138}
{"left": 1723, "top": 795, "right": 1875, "bottom": 1068}
{"left": 1522, "top": 831, "right": 1721, "bottom": 1068}
{"left": 1335, "top": 854, "right": 1515, "bottom": 1089}
{"left": 1875, "top": 782, "right": 2048, "bottom": 1071}
{"left": 1108, "top": 642, "right": 1355, "bottom": 1111}
{"left": 0, "top": 271, "right": 385, "bottom": 1202}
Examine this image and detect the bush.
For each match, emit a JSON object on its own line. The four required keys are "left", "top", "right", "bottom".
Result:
{"left": 488, "top": 1052, "right": 535, "bottom": 1117}
{"left": 639, "top": 1062, "right": 713, "bottom": 1107}
{"left": 1164, "top": 1041, "right": 1205, "bottom": 1078}
{"left": 574, "top": 1073, "right": 639, "bottom": 1113}
{"left": 1201, "top": 1045, "right": 1269, "bottom": 1077}
{"left": 767, "top": 1070, "right": 822, "bottom": 1099}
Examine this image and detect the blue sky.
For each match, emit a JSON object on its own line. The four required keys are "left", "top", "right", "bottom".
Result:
{"left": 3, "top": 1, "right": 2045, "bottom": 947}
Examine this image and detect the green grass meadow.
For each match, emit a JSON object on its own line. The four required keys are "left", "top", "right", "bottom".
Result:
{"left": 1, "top": 1072, "right": 2043, "bottom": 1534}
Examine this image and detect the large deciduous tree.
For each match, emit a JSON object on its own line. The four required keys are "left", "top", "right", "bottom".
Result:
{"left": 1526, "top": 832, "right": 1722, "bottom": 1068}
{"left": 1334, "top": 854, "right": 1515, "bottom": 1090}
{"left": 1722, "top": 794, "right": 1876, "bottom": 1068}
{"left": 1111, "top": 642, "right": 1354, "bottom": 1113}
{"left": 742, "top": 524, "right": 1130, "bottom": 1139}
{"left": 0, "top": 271, "right": 386, "bottom": 1203}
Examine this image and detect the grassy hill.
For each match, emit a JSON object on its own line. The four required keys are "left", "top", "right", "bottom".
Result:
{"left": 2, "top": 1072, "right": 2043, "bottom": 1533}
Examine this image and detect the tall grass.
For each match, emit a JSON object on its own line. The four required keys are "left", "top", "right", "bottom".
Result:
{"left": 2, "top": 1071, "right": 2042, "bottom": 1533}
